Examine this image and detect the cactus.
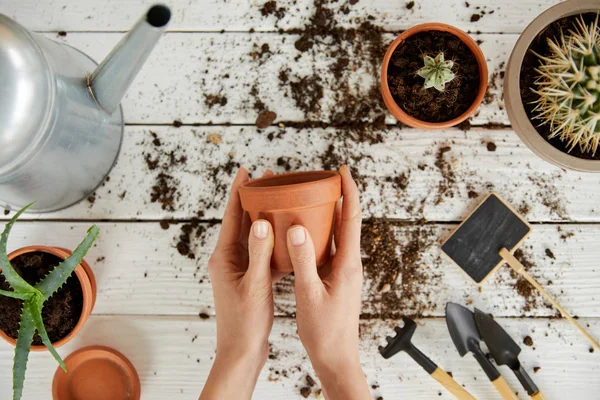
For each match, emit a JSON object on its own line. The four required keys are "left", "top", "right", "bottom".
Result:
{"left": 532, "top": 15, "right": 600, "bottom": 155}
{"left": 417, "top": 52, "right": 456, "bottom": 92}
{"left": 0, "top": 204, "right": 99, "bottom": 400}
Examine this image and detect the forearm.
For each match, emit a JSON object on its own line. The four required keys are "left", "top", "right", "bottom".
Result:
{"left": 312, "top": 355, "right": 371, "bottom": 400}
{"left": 199, "top": 351, "right": 266, "bottom": 400}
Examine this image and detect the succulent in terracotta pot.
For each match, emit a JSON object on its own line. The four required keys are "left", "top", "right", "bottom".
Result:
{"left": 0, "top": 204, "right": 99, "bottom": 400}
{"left": 381, "top": 22, "right": 488, "bottom": 129}
{"left": 504, "top": 0, "right": 600, "bottom": 171}
{"left": 239, "top": 171, "right": 341, "bottom": 272}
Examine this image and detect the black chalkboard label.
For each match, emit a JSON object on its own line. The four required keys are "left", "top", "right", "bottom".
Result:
{"left": 442, "top": 193, "right": 531, "bottom": 283}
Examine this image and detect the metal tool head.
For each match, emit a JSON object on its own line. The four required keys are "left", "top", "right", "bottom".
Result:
{"left": 474, "top": 308, "right": 522, "bottom": 368}
{"left": 378, "top": 317, "right": 417, "bottom": 359}
{"left": 445, "top": 303, "right": 483, "bottom": 357}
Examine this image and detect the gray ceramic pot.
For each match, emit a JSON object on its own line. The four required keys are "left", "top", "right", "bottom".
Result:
{"left": 504, "top": 0, "right": 600, "bottom": 172}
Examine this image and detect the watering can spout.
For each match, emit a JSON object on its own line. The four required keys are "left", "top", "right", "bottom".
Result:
{"left": 89, "top": 4, "right": 171, "bottom": 114}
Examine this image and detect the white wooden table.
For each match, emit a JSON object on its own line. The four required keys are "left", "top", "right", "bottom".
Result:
{"left": 1, "top": 0, "right": 600, "bottom": 399}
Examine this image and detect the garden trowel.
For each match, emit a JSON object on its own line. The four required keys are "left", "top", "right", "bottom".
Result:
{"left": 445, "top": 303, "right": 518, "bottom": 400}
{"left": 379, "top": 317, "right": 475, "bottom": 400}
{"left": 474, "top": 309, "right": 546, "bottom": 399}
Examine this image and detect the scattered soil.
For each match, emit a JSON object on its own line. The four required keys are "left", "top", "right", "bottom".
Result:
{"left": 434, "top": 145, "right": 457, "bottom": 205}
{"left": 260, "top": 0, "right": 286, "bottom": 20}
{"left": 0, "top": 252, "right": 83, "bottom": 345}
{"left": 387, "top": 31, "right": 480, "bottom": 123}
{"left": 533, "top": 366, "right": 541, "bottom": 373}
{"left": 545, "top": 248, "right": 555, "bottom": 260}
{"left": 299, "top": 387, "right": 311, "bottom": 398}
{"left": 520, "top": 13, "right": 600, "bottom": 160}
{"left": 406, "top": 1, "right": 415, "bottom": 10}
{"left": 486, "top": 142, "right": 496, "bottom": 152}
{"left": 204, "top": 94, "right": 228, "bottom": 108}
{"left": 510, "top": 249, "right": 553, "bottom": 313}
{"left": 360, "top": 218, "right": 440, "bottom": 318}
{"left": 57, "top": 31, "right": 67, "bottom": 37}
{"left": 199, "top": 312, "right": 210, "bottom": 319}
{"left": 523, "top": 335, "right": 534, "bottom": 347}
{"left": 256, "top": 110, "right": 278, "bottom": 129}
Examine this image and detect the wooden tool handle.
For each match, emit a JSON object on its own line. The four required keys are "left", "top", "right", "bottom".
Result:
{"left": 531, "top": 391, "right": 547, "bottom": 400}
{"left": 430, "top": 367, "right": 476, "bottom": 400}
{"left": 492, "top": 375, "right": 519, "bottom": 400}
{"left": 500, "top": 248, "right": 600, "bottom": 351}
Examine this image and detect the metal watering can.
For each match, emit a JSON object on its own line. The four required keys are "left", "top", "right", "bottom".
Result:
{"left": 0, "top": 5, "right": 171, "bottom": 212}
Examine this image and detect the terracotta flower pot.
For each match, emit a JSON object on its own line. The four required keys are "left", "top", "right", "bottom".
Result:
{"left": 53, "top": 345, "right": 141, "bottom": 400}
{"left": 0, "top": 246, "right": 96, "bottom": 350}
{"left": 504, "top": 0, "right": 600, "bottom": 172}
{"left": 239, "top": 171, "right": 342, "bottom": 272}
{"left": 381, "top": 22, "right": 488, "bottom": 129}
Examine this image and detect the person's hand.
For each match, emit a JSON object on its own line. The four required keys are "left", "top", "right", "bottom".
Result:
{"left": 287, "top": 165, "right": 370, "bottom": 400}
{"left": 200, "top": 168, "right": 281, "bottom": 400}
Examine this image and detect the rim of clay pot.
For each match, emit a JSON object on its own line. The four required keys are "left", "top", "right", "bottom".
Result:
{"left": 380, "top": 22, "right": 488, "bottom": 129}
{"left": 52, "top": 345, "right": 141, "bottom": 400}
{"left": 0, "top": 246, "right": 96, "bottom": 350}
{"left": 504, "top": 0, "right": 600, "bottom": 172}
{"left": 239, "top": 170, "right": 341, "bottom": 212}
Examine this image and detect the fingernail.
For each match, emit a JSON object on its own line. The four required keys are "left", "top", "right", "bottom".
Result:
{"left": 289, "top": 226, "right": 306, "bottom": 246}
{"left": 253, "top": 221, "right": 269, "bottom": 239}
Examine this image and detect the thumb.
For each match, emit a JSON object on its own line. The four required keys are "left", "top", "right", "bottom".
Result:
{"left": 246, "top": 220, "right": 274, "bottom": 282}
{"left": 286, "top": 226, "right": 322, "bottom": 288}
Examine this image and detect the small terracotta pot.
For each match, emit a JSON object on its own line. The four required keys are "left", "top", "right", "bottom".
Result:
{"left": 239, "top": 171, "right": 342, "bottom": 272}
{"left": 0, "top": 246, "right": 96, "bottom": 350}
{"left": 504, "top": 0, "right": 600, "bottom": 172}
{"left": 53, "top": 345, "right": 141, "bottom": 400}
{"left": 381, "top": 22, "right": 488, "bottom": 129}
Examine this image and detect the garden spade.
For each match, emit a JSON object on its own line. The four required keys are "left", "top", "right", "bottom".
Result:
{"left": 445, "top": 303, "right": 518, "bottom": 400}
{"left": 441, "top": 193, "right": 600, "bottom": 351}
{"left": 474, "top": 309, "right": 546, "bottom": 399}
{"left": 379, "top": 317, "right": 476, "bottom": 400}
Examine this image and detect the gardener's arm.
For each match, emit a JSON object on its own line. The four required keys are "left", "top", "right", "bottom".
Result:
{"left": 199, "top": 168, "right": 279, "bottom": 400}
{"left": 287, "top": 166, "right": 371, "bottom": 400}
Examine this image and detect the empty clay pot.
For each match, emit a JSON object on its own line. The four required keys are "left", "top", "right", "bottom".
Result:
{"left": 0, "top": 246, "right": 96, "bottom": 350}
{"left": 239, "top": 171, "right": 342, "bottom": 272}
{"left": 53, "top": 345, "right": 141, "bottom": 400}
{"left": 381, "top": 22, "right": 488, "bottom": 129}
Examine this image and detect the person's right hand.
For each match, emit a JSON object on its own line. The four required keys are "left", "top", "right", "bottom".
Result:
{"left": 286, "top": 165, "right": 370, "bottom": 400}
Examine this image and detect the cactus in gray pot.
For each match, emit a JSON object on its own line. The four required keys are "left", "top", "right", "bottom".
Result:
{"left": 532, "top": 15, "right": 600, "bottom": 155}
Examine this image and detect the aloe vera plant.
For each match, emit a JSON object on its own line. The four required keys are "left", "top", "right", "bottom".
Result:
{"left": 532, "top": 15, "right": 600, "bottom": 155}
{"left": 417, "top": 52, "right": 456, "bottom": 92}
{"left": 0, "top": 204, "right": 99, "bottom": 400}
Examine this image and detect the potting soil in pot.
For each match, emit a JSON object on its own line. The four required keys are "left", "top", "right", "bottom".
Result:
{"left": 0, "top": 252, "right": 83, "bottom": 344}
{"left": 387, "top": 31, "right": 480, "bottom": 123}
{"left": 520, "top": 12, "right": 600, "bottom": 160}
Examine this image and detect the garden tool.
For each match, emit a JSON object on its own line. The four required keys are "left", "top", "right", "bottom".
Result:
{"left": 0, "top": 4, "right": 171, "bottom": 212}
{"left": 446, "top": 303, "right": 518, "bottom": 400}
{"left": 441, "top": 192, "right": 600, "bottom": 351}
{"left": 379, "top": 316, "right": 476, "bottom": 400}
{"left": 474, "top": 308, "right": 546, "bottom": 399}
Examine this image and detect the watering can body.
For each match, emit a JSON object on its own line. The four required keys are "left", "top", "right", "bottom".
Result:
{"left": 0, "top": 5, "right": 170, "bottom": 212}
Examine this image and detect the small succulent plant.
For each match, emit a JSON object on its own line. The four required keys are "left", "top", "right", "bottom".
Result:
{"left": 0, "top": 204, "right": 99, "bottom": 400}
{"left": 532, "top": 15, "right": 600, "bottom": 155}
{"left": 417, "top": 52, "right": 456, "bottom": 92}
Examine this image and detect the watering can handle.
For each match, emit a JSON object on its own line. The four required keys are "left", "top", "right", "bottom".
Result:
{"left": 430, "top": 367, "right": 476, "bottom": 400}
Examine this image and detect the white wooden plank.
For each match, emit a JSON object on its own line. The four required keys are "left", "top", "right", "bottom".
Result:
{"left": 1, "top": 0, "right": 561, "bottom": 33}
{"left": 0, "top": 316, "right": 597, "bottom": 400}
{"left": 3, "top": 125, "right": 598, "bottom": 222}
{"left": 1, "top": 221, "right": 599, "bottom": 318}
{"left": 40, "top": 31, "right": 512, "bottom": 125}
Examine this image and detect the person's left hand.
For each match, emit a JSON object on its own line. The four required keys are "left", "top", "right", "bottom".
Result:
{"left": 201, "top": 168, "right": 284, "bottom": 400}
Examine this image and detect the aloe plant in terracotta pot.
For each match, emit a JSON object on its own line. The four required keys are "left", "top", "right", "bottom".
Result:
{"left": 504, "top": 0, "right": 600, "bottom": 172}
{"left": 239, "top": 171, "right": 341, "bottom": 272}
{"left": 0, "top": 204, "right": 99, "bottom": 400}
{"left": 381, "top": 22, "right": 488, "bottom": 129}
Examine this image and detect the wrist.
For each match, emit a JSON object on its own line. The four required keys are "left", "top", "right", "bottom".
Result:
{"left": 311, "top": 353, "right": 370, "bottom": 400}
